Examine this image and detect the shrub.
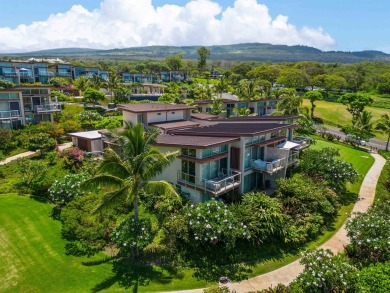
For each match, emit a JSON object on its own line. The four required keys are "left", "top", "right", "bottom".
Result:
{"left": 27, "top": 133, "right": 56, "bottom": 157}
{"left": 183, "top": 199, "right": 251, "bottom": 248}
{"left": 300, "top": 147, "right": 359, "bottom": 192}
{"left": 79, "top": 110, "right": 103, "bottom": 130}
{"left": 293, "top": 249, "right": 357, "bottom": 292}
{"left": 356, "top": 263, "right": 390, "bottom": 293}
{"left": 49, "top": 172, "right": 91, "bottom": 206}
{"left": 59, "top": 147, "right": 87, "bottom": 171}
{"left": 61, "top": 193, "right": 118, "bottom": 257}
{"left": 112, "top": 218, "right": 154, "bottom": 257}
{"left": 346, "top": 202, "right": 390, "bottom": 263}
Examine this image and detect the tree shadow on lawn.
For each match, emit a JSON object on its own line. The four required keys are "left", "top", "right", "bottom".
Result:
{"left": 90, "top": 257, "right": 184, "bottom": 292}
{"left": 339, "top": 191, "right": 358, "bottom": 206}
{"left": 186, "top": 240, "right": 293, "bottom": 283}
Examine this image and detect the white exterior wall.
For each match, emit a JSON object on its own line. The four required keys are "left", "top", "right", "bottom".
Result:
{"left": 91, "top": 139, "right": 103, "bottom": 153}
{"left": 72, "top": 137, "right": 78, "bottom": 146}
{"left": 147, "top": 110, "right": 184, "bottom": 124}
{"left": 153, "top": 146, "right": 181, "bottom": 185}
{"left": 122, "top": 111, "right": 138, "bottom": 126}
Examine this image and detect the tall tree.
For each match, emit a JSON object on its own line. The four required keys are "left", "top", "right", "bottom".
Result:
{"left": 85, "top": 123, "right": 179, "bottom": 221}
{"left": 197, "top": 46, "right": 211, "bottom": 72}
{"left": 235, "top": 79, "right": 260, "bottom": 106}
{"left": 88, "top": 74, "right": 104, "bottom": 90}
{"left": 74, "top": 76, "right": 89, "bottom": 94}
{"left": 165, "top": 54, "right": 183, "bottom": 71}
{"left": 304, "top": 90, "right": 323, "bottom": 118}
{"left": 277, "top": 89, "right": 303, "bottom": 116}
{"left": 214, "top": 75, "right": 229, "bottom": 99}
{"left": 376, "top": 113, "right": 390, "bottom": 151}
{"left": 207, "top": 97, "right": 225, "bottom": 116}
{"left": 338, "top": 93, "right": 373, "bottom": 124}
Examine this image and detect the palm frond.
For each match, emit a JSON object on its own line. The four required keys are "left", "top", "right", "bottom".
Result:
{"left": 94, "top": 184, "right": 131, "bottom": 213}
{"left": 83, "top": 174, "right": 124, "bottom": 191}
{"left": 143, "top": 180, "right": 180, "bottom": 199}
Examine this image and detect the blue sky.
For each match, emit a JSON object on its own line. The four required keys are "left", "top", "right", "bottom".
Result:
{"left": 0, "top": 0, "right": 388, "bottom": 53}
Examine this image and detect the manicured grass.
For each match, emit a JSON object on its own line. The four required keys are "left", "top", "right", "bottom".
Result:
{"left": 302, "top": 99, "right": 388, "bottom": 141}
{"left": 3, "top": 147, "right": 29, "bottom": 158}
{"left": 376, "top": 150, "right": 390, "bottom": 203}
{"left": 0, "top": 141, "right": 375, "bottom": 292}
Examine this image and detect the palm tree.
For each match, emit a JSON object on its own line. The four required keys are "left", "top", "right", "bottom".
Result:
{"left": 277, "top": 89, "right": 303, "bottom": 116}
{"left": 195, "top": 84, "right": 213, "bottom": 100}
{"left": 74, "top": 76, "right": 89, "bottom": 95}
{"left": 355, "top": 110, "right": 374, "bottom": 139}
{"left": 214, "top": 76, "right": 229, "bottom": 99}
{"left": 235, "top": 79, "right": 260, "bottom": 105}
{"left": 376, "top": 113, "right": 390, "bottom": 151}
{"left": 88, "top": 74, "right": 104, "bottom": 90}
{"left": 233, "top": 108, "right": 253, "bottom": 117}
{"left": 207, "top": 97, "right": 225, "bottom": 116}
{"left": 85, "top": 123, "right": 179, "bottom": 220}
{"left": 104, "top": 71, "right": 121, "bottom": 103}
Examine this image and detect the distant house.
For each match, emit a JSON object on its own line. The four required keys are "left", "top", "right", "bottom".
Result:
{"left": 0, "top": 86, "right": 61, "bottom": 129}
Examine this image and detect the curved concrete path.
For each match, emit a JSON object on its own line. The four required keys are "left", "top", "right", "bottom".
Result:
{"left": 0, "top": 142, "right": 73, "bottom": 166}
{"left": 166, "top": 153, "right": 386, "bottom": 293}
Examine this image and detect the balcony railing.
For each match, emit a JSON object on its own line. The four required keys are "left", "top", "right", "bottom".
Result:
{"left": 57, "top": 72, "right": 72, "bottom": 77}
{"left": 177, "top": 169, "right": 241, "bottom": 196}
{"left": 287, "top": 152, "right": 299, "bottom": 166}
{"left": 35, "top": 104, "right": 62, "bottom": 113}
{"left": 252, "top": 157, "right": 287, "bottom": 174}
{"left": 0, "top": 110, "right": 20, "bottom": 120}
{"left": 2, "top": 72, "right": 17, "bottom": 77}
{"left": 292, "top": 136, "right": 311, "bottom": 149}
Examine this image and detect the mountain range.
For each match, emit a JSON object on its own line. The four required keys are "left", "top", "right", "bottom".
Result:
{"left": 2, "top": 43, "right": 390, "bottom": 63}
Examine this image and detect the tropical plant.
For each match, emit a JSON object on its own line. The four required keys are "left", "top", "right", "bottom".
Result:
{"left": 235, "top": 79, "right": 260, "bottom": 105}
{"left": 49, "top": 173, "right": 91, "bottom": 206}
{"left": 207, "top": 97, "right": 226, "bottom": 116}
{"left": 304, "top": 90, "right": 323, "bottom": 118}
{"left": 277, "top": 88, "right": 303, "bottom": 116}
{"left": 338, "top": 93, "right": 373, "bottom": 124}
{"left": 88, "top": 74, "right": 104, "bottom": 90}
{"left": 83, "top": 88, "right": 106, "bottom": 106}
{"left": 79, "top": 110, "right": 103, "bottom": 130}
{"left": 375, "top": 113, "right": 390, "bottom": 151}
{"left": 214, "top": 76, "right": 229, "bottom": 99}
{"left": 59, "top": 147, "right": 87, "bottom": 171}
{"left": 104, "top": 71, "right": 121, "bottom": 102}
{"left": 74, "top": 76, "right": 89, "bottom": 94}
{"left": 233, "top": 107, "right": 253, "bottom": 117}
{"left": 84, "top": 123, "right": 179, "bottom": 221}
{"left": 27, "top": 133, "right": 56, "bottom": 157}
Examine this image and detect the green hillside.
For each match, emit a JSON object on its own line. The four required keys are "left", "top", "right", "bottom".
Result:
{"left": 3, "top": 43, "right": 390, "bottom": 63}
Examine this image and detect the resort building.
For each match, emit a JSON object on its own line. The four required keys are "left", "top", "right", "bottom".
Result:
{"left": 195, "top": 98, "right": 280, "bottom": 117}
{"left": 0, "top": 62, "right": 53, "bottom": 84}
{"left": 91, "top": 102, "right": 306, "bottom": 202}
{"left": 0, "top": 86, "right": 61, "bottom": 129}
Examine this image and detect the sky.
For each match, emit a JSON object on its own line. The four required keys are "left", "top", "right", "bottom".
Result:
{"left": 0, "top": 0, "right": 388, "bottom": 53}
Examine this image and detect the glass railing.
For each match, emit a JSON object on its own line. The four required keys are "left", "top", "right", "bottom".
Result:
{"left": 35, "top": 104, "right": 62, "bottom": 113}
{"left": 252, "top": 157, "right": 287, "bottom": 174}
{"left": 177, "top": 169, "right": 241, "bottom": 195}
{"left": 0, "top": 110, "right": 19, "bottom": 119}
{"left": 287, "top": 153, "right": 299, "bottom": 165}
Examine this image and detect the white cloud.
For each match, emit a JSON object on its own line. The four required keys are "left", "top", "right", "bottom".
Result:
{"left": 0, "top": 0, "right": 335, "bottom": 53}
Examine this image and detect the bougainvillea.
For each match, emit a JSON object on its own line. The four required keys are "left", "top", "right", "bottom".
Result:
{"left": 59, "top": 147, "right": 87, "bottom": 171}
{"left": 183, "top": 199, "right": 250, "bottom": 248}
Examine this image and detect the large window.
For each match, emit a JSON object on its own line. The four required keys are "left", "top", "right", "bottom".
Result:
{"left": 245, "top": 135, "right": 266, "bottom": 146}
{"left": 202, "top": 144, "right": 227, "bottom": 158}
{"left": 202, "top": 158, "right": 227, "bottom": 180}
{"left": 181, "top": 148, "right": 196, "bottom": 157}
{"left": 181, "top": 160, "right": 195, "bottom": 183}
{"left": 244, "top": 147, "right": 264, "bottom": 169}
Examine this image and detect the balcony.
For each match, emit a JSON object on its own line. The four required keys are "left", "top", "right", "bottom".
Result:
{"left": 35, "top": 104, "right": 62, "bottom": 113}
{"left": 0, "top": 110, "right": 20, "bottom": 120}
{"left": 177, "top": 169, "right": 241, "bottom": 196}
{"left": 2, "top": 72, "right": 17, "bottom": 77}
{"left": 57, "top": 72, "right": 72, "bottom": 77}
{"left": 252, "top": 157, "right": 287, "bottom": 174}
{"left": 287, "top": 152, "right": 299, "bottom": 166}
{"left": 291, "top": 136, "right": 311, "bottom": 150}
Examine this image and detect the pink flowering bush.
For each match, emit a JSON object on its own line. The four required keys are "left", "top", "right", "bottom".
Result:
{"left": 59, "top": 147, "right": 87, "bottom": 171}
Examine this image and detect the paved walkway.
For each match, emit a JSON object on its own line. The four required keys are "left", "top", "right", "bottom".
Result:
{"left": 0, "top": 151, "right": 36, "bottom": 165}
{"left": 166, "top": 153, "right": 387, "bottom": 293}
{"left": 0, "top": 142, "right": 73, "bottom": 166}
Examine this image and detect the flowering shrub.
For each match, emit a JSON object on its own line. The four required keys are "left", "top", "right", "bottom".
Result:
{"left": 300, "top": 147, "right": 359, "bottom": 191}
{"left": 346, "top": 202, "right": 390, "bottom": 263}
{"left": 59, "top": 147, "right": 86, "bottom": 171}
{"left": 184, "top": 199, "right": 250, "bottom": 247}
{"left": 294, "top": 249, "right": 357, "bottom": 292}
{"left": 112, "top": 218, "right": 153, "bottom": 256}
{"left": 49, "top": 173, "right": 91, "bottom": 206}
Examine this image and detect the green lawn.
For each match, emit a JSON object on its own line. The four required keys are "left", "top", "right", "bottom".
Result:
{"left": 376, "top": 150, "right": 390, "bottom": 203}
{"left": 0, "top": 141, "right": 375, "bottom": 292}
{"left": 302, "top": 99, "right": 389, "bottom": 141}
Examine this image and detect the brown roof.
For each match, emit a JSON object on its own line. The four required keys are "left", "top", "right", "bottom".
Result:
{"left": 152, "top": 120, "right": 199, "bottom": 131}
{"left": 191, "top": 113, "right": 219, "bottom": 120}
{"left": 172, "top": 123, "right": 294, "bottom": 137}
{"left": 155, "top": 135, "right": 239, "bottom": 149}
{"left": 195, "top": 99, "right": 236, "bottom": 105}
{"left": 118, "top": 103, "right": 193, "bottom": 113}
{"left": 208, "top": 115, "right": 300, "bottom": 122}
